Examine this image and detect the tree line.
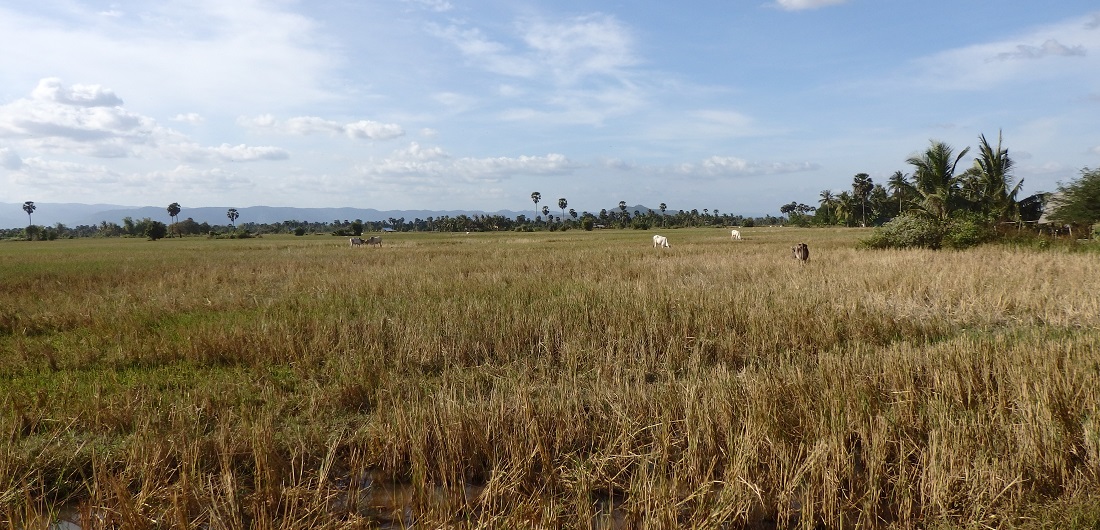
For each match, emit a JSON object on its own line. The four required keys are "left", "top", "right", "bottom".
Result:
{"left": 784, "top": 132, "right": 1100, "bottom": 248}
{"left": 5, "top": 201, "right": 791, "bottom": 241}
{"left": 10, "top": 131, "right": 1098, "bottom": 243}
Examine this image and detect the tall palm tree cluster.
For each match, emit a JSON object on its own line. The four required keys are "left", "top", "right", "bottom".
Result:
{"left": 812, "top": 132, "right": 1025, "bottom": 230}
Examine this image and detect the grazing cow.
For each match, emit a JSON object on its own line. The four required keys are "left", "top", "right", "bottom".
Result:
{"left": 365, "top": 236, "right": 383, "bottom": 248}
{"left": 792, "top": 243, "right": 809, "bottom": 265}
{"left": 349, "top": 237, "right": 365, "bottom": 247}
{"left": 730, "top": 229, "right": 742, "bottom": 240}
{"left": 653, "top": 235, "right": 670, "bottom": 248}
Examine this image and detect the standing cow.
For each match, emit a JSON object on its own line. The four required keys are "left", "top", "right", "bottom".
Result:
{"left": 365, "top": 236, "right": 383, "bottom": 247}
{"left": 349, "top": 237, "right": 365, "bottom": 247}
{"left": 653, "top": 235, "right": 670, "bottom": 248}
{"left": 730, "top": 229, "right": 742, "bottom": 240}
{"left": 792, "top": 243, "right": 809, "bottom": 265}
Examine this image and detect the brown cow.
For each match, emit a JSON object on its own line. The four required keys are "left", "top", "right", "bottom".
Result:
{"left": 792, "top": 243, "right": 809, "bottom": 265}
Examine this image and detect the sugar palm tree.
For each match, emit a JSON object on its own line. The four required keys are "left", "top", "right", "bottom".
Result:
{"left": 167, "top": 202, "right": 181, "bottom": 235}
{"left": 886, "top": 171, "right": 910, "bottom": 214}
{"left": 558, "top": 198, "right": 567, "bottom": 223}
{"left": 22, "top": 201, "right": 35, "bottom": 225}
{"left": 531, "top": 192, "right": 541, "bottom": 221}
{"left": 852, "top": 173, "right": 873, "bottom": 227}
{"left": 541, "top": 205, "right": 550, "bottom": 224}
{"left": 905, "top": 140, "right": 970, "bottom": 222}
{"left": 227, "top": 208, "right": 239, "bottom": 228}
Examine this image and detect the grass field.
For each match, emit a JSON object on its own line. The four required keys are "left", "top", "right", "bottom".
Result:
{"left": 2, "top": 227, "right": 1099, "bottom": 529}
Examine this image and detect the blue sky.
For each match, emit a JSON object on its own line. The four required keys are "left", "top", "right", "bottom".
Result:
{"left": 1, "top": 0, "right": 1098, "bottom": 217}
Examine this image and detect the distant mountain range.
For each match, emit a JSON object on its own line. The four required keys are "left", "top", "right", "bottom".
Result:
{"left": 0, "top": 202, "right": 661, "bottom": 229}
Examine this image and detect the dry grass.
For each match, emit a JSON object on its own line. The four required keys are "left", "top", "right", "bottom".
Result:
{"left": 2, "top": 227, "right": 1099, "bottom": 528}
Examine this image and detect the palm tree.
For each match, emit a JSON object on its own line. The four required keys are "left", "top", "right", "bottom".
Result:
{"left": 886, "top": 171, "right": 910, "bottom": 215}
{"left": 558, "top": 198, "right": 568, "bottom": 223}
{"left": 531, "top": 192, "right": 541, "bottom": 221}
{"left": 852, "top": 173, "right": 873, "bottom": 227}
{"left": 541, "top": 205, "right": 550, "bottom": 224}
{"left": 167, "top": 202, "right": 181, "bottom": 236}
{"left": 22, "top": 201, "right": 35, "bottom": 225}
{"left": 227, "top": 208, "right": 239, "bottom": 228}
{"left": 966, "top": 131, "right": 1021, "bottom": 223}
{"left": 835, "top": 191, "right": 854, "bottom": 227}
{"left": 906, "top": 140, "right": 971, "bottom": 222}
{"left": 569, "top": 208, "right": 577, "bottom": 223}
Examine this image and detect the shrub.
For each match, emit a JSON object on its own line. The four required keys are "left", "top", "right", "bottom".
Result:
{"left": 944, "top": 213, "right": 995, "bottom": 249}
{"left": 861, "top": 213, "right": 945, "bottom": 249}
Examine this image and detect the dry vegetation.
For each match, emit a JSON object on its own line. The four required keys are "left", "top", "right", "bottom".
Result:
{"left": 2, "top": 228, "right": 1099, "bottom": 529}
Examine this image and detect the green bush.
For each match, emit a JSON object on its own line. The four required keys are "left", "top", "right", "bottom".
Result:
{"left": 861, "top": 214, "right": 945, "bottom": 249}
{"left": 944, "top": 213, "right": 995, "bottom": 249}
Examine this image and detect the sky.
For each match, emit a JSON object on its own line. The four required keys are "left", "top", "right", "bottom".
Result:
{"left": 1, "top": 0, "right": 1098, "bottom": 217}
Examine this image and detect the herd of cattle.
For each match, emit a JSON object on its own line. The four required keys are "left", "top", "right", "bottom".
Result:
{"left": 356, "top": 230, "right": 810, "bottom": 264}
{"left": 349, "top": 236, "right": 382, "bottom": 247}
{"left": 651, "top": 231, "right": 809, "bottom": 264}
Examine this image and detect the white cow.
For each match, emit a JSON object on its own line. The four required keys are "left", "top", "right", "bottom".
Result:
{"left": 365, "top": 236, "right": 383, "bottom": 247}
{"left": 730, "top": 229, "right": 742, "bottom": 240}
{"left": 653, "top": 234, "right": 670, "bottom": 248}
{"left": 349, "top": 237, "right": 365, "bottom": 247}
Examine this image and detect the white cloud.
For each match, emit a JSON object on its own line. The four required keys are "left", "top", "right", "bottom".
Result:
{"left": 432, "top": 13, "right": 636, "bottom": 86}
{"left": 0, "top": 79, "right": 154, "bottom": 149}
{"left": 357, "top": 143, "right": 578, "bottom": 184}
{"left": 31, "top": 78, "right": 123, "bottom": 107}
{"left": 168, "top": 143, "right": 289, "bottom": 163}
{"left": 172, "top": 113, "right": 205, "bottom": 124}
{"left": 773, "top": 0, "right": 849, "bottom": 11}
{"left": 672, "top": 156, "right": 820, "bottom": 178}
{"left": 404, "top": 0, "right": 453, "bottom": 13}
{"left": 521, "top": 14, "right": 637, "bottom": 85}
{"left": 1, "top": 79, "right": 284, "bottom": 166}
{"left": 905, "top": 14, "right": 1100, "bottom": 91}
{"left": 990, "top": 39, "right": 1087, "bottom": 61}
{"left": 242, "top": 115, "right": 405, "bottom": 140}
{"left": 0, "top": 147, "right": 23, "bottom": 169}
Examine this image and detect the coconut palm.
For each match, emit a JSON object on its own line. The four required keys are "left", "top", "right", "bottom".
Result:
{"left": 905, "top": 140, "right": 971, "bottom": 222}
{"left": 835, "top": 191, "right": 854, "bottom": 227}
{"left": 964, "top": 131, "right": 1022, "bottom": 223}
